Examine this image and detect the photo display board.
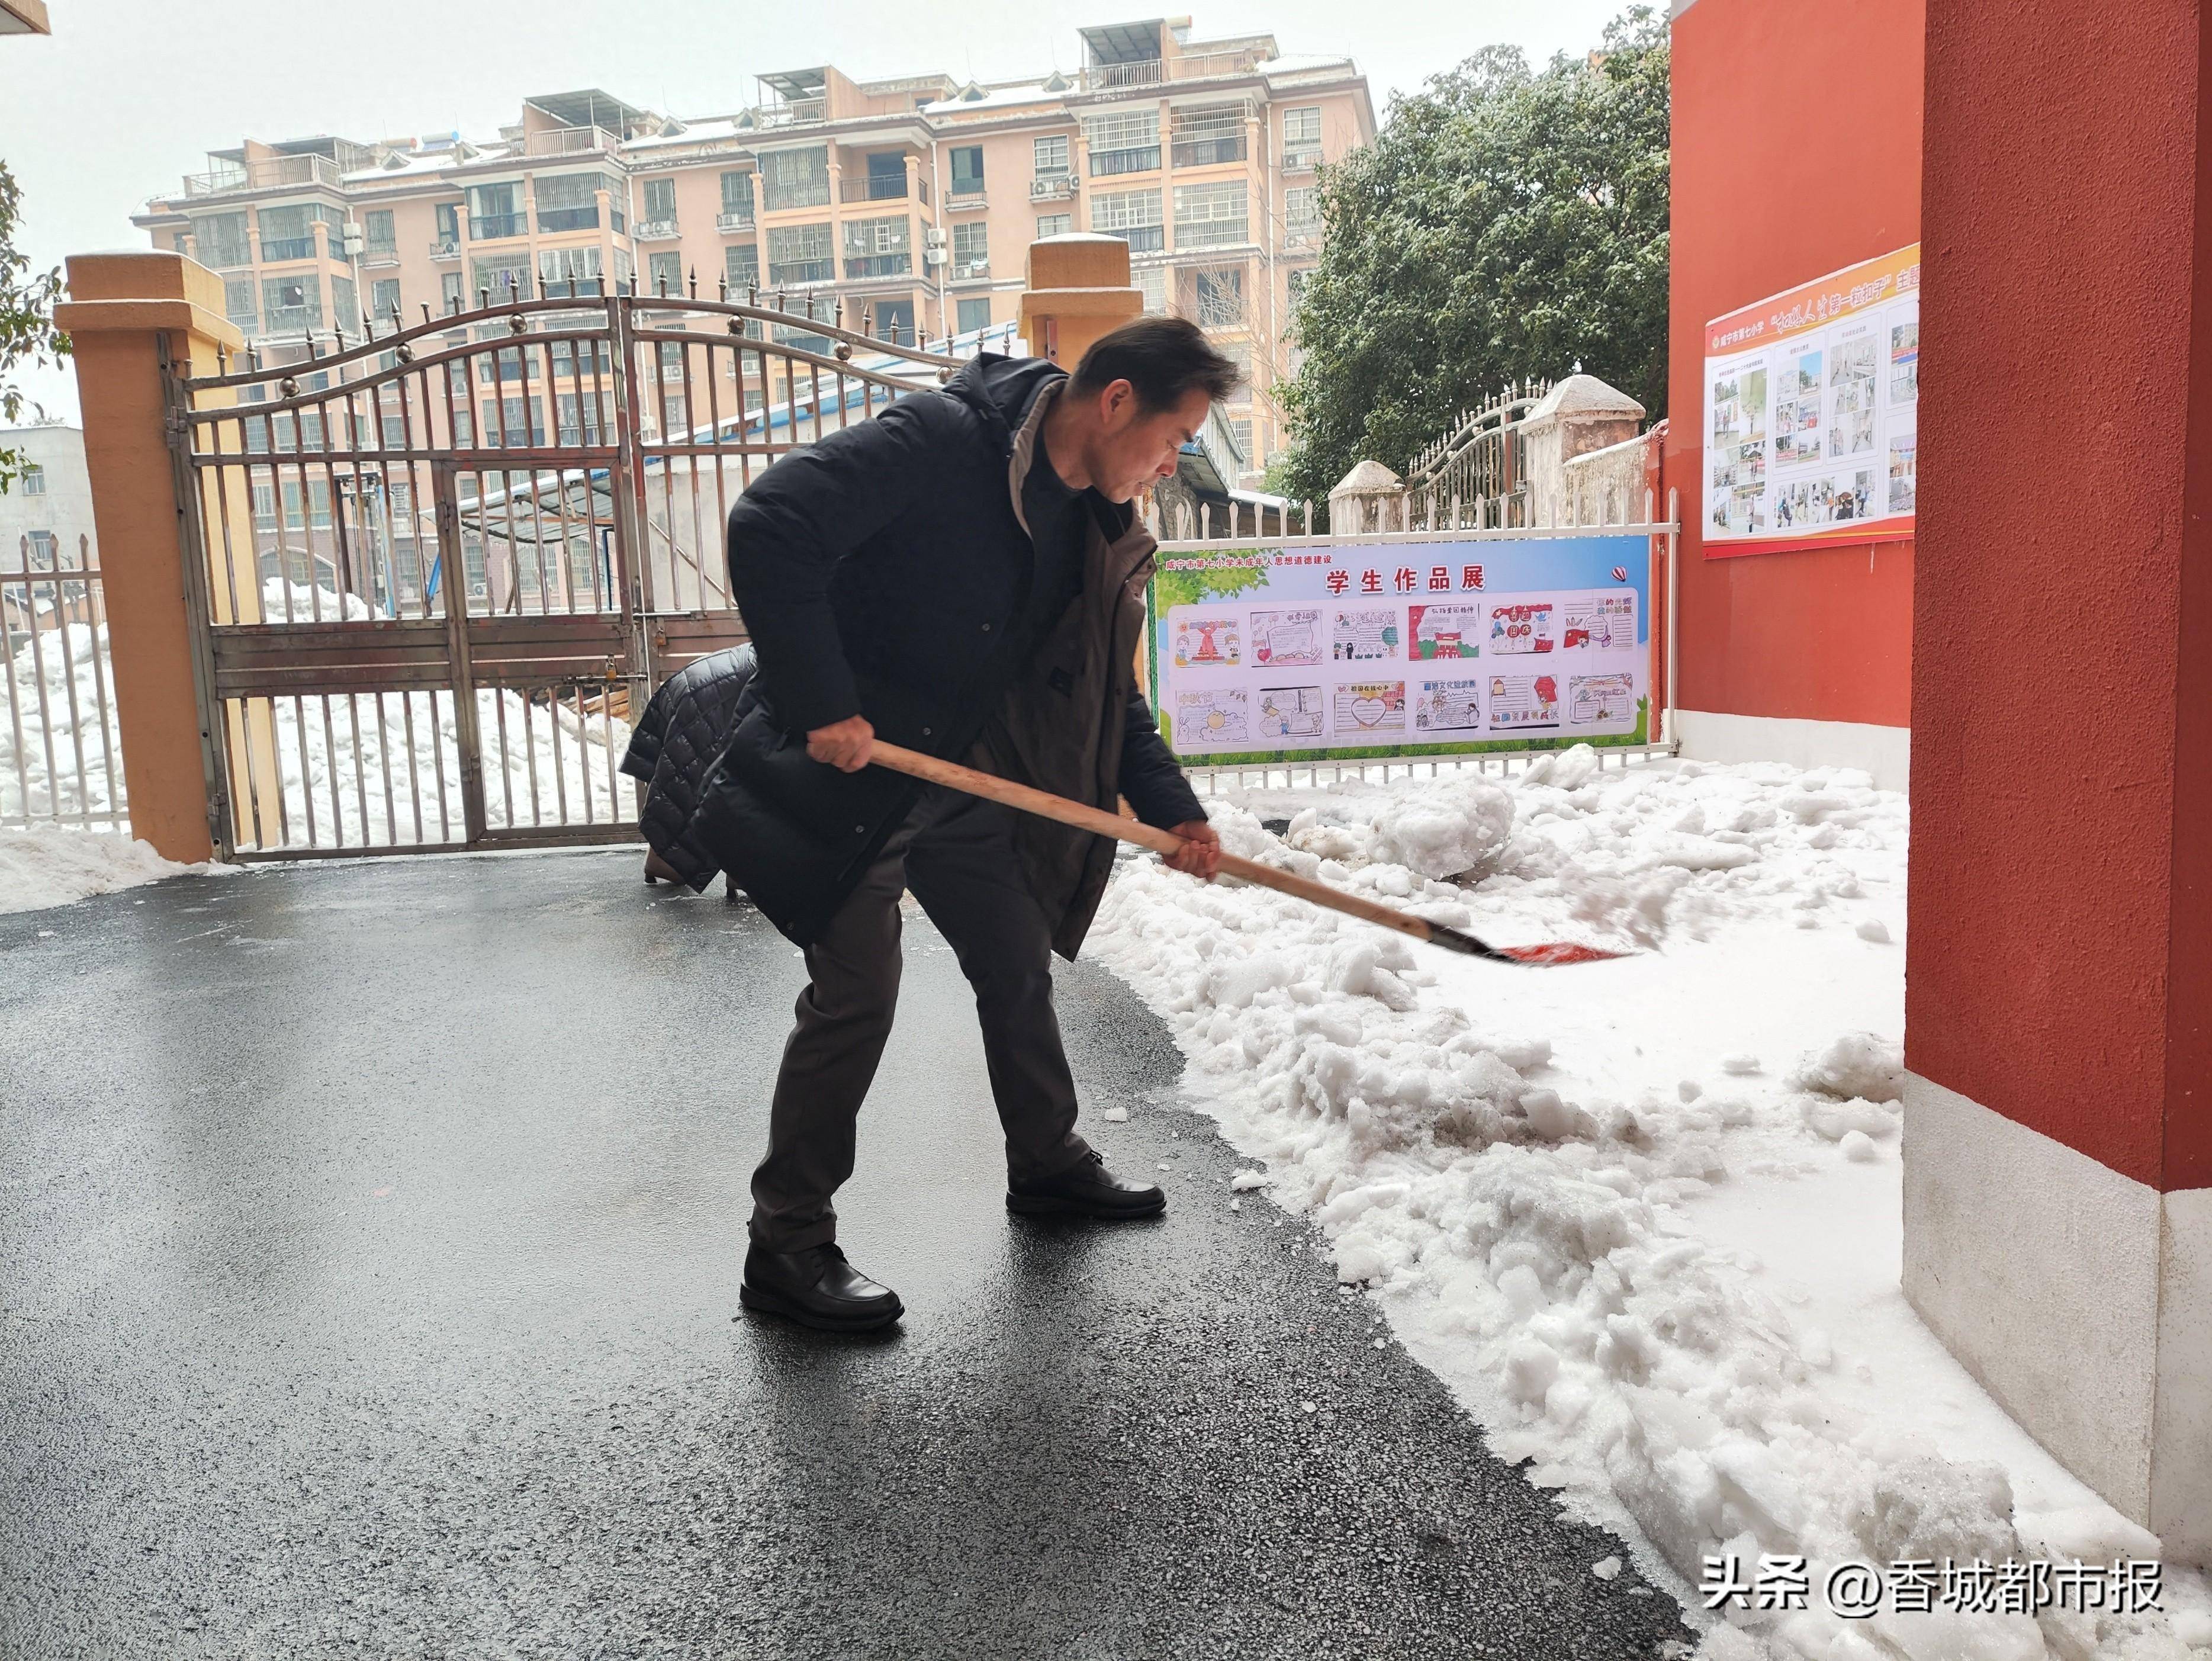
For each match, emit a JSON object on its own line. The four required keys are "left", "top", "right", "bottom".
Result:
{"left": 1149, "top": 535, "right": 1651, "bottom": 764}
{"left": 1702, "top": 243, "right": 1919, "bottom": 557}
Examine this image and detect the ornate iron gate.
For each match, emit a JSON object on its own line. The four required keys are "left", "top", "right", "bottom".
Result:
{"left": 166, "top": 293, "right": 978, "bottom": 860}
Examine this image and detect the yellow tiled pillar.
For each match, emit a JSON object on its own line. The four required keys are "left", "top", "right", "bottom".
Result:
{"left": 1016, "top": 234, "right": 1143, "bottom": 367}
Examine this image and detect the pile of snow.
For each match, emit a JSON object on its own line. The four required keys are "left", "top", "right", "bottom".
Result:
{"left": 1091, "top": 748, "right": 2208, "bottom": 1660}
{"left": 0, "top": 827, "right": 216, "bottom": 915}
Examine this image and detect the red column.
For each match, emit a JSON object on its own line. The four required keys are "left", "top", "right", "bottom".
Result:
{"left": 1905, "top": 0, "right": 2210, "bottom": 1558}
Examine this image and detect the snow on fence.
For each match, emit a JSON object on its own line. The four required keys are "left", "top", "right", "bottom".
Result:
{"left": 2, "top": 540, "right": 128, "bottom": 834}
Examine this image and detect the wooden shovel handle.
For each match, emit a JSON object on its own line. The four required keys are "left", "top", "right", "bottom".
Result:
{"left": 866, "top": 740, "right": 1457, "bottom": 952}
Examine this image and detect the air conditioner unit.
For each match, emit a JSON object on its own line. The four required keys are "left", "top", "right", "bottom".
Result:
{"left": 340, "top": 224, "right": 364, "bottom": 258}
{"left": 924, "top": 227, "right": 948, "bottom": 248}
{"left": 924, "top": 247, "right": 949, "bottom": 266}
{"left": 958, "top": 261, "right": 990, "bottom": 280}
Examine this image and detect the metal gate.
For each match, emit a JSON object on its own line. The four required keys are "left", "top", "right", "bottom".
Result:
{"left": 167, "top": 292, "right": 985, "bottom": 860}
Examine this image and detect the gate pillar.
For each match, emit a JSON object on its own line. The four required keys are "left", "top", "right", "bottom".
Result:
{"left": 1016, "top": 234, "right": 1143, "bottom": 367}
{"left": 54, "top": 250, "right": 255, "bottom": 862}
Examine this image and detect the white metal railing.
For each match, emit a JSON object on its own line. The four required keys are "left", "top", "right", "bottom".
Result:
{"left": 181, "top": 153, "right": 341, "bottom": 198}
{"left": 634, "top": 218, "right": 680, "bottom": 240}
{"left": 1080, "top": 47, "right": 1265, "bottom": 92}
{"left": 1182, "top": 744, "right": 1674, "bottom": 799}
{"left": 4, "top": 532, "right": 128, "bottom": 834}
{"left": 516, "top": 126, "right": 620, "bottom": 159}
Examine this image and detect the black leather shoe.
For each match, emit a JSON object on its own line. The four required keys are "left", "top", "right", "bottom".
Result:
{"left": 1007, "top": 1149, "right": 1166, "bottom": 1219}
{"left": 740, "top": 1242, "right": 904, "bottom": 1332}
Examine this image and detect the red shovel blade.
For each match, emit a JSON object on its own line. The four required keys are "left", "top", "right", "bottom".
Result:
{"left": 1493, "top": 940, "right": 1629, "bottom": 967}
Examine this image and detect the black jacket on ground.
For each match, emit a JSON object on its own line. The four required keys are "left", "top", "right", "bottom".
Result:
{"left": 695, "top": 352, "right": 1200, "bottom": 954}
{"left": 620, "top": 645, "right": 757, "bottom": 891}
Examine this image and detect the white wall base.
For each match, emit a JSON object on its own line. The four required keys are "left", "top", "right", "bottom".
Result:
{"left": 1903, "top": 1074, "right": 2212, "bottom": 1562}
{"left": 1674, "top": 708, "right": 1911, "bottom": 789}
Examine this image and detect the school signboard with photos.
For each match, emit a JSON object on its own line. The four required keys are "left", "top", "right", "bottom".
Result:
{"left": 1148, "top": 535, "right": 1651, "bottom": 765}
{"left": 1703, "top": 243, "right": 1920, "bottom": 557}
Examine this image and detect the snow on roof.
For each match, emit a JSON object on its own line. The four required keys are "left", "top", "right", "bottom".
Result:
{"left": 1525, "top": 372, "right": 1644, "bottom": 424}
{"left": 623, "top": 116, "right": 746, "bottom": 150}
{"left": 917, "top": 82, "right": 1059, "bottom": 114}
{"left": 1260, "top": 53, "right": 1358, "bottom": 78}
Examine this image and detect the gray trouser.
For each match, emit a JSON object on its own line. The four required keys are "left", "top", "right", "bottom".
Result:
{"left": 748, "top": 787, "right": 1092, "bottom": 1251}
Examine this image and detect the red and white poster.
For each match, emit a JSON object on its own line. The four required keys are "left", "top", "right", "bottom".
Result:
{"left": 1702, "top": 245, "right": 1919, "bottom": 558}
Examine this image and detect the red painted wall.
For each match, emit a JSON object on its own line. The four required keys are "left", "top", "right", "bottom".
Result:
{"left": 1663, "top": 0, "right": 1921, "bottom": 730}
{"left": 1909, "top": 0, "right": 2210, "bottom": 1192}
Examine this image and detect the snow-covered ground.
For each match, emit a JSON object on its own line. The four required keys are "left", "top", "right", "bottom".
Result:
{"left": 0, "top": 827, "right": 221, "bottom": 915}
{"left": 1091, "top": 748, "right": 2212, "bottom": 1660}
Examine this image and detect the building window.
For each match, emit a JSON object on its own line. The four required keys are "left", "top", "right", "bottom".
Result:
{"left": 949, "top": 146, "right": 985, "bottom": 197}
{"left": 718, "top": 171, "right": 754, "bottom": 225}
{"left": 435, "top": 202, "right": 461, "bottom": 246}
{"left": 467, "top": 182, "right": 526, "bottom": 241}
{"left": 648, "top": 250, "right": 683, "bottom": 295}
{"left": 642, "top": 177, "right": 677, "bottom": 226}
{"left": 1189, "top": 265, "right": 1246, "bottom": 327}
{"left": 362, "top": 210, "right": 396, "bottom": 256}
{"left": 535, "top": 172, "right": 611, "bottom": 234}
{"left": 1284, "top": 186, "right": 1320, "bottom": 231}
{"left": 483, "top": 396, "right": 545, "bottom": 448}
{"left": 766, "top": 222, "right": 833, "bottom": 285}
{"left": 192, "top": 211, "right": 250, "bottom": 269}
{"left": 1033, "top": 134, "right": 1070, "bottom": 176}
{"left": 760, "top": 147, "right": 830, "bottom": 211}
{"left": 956, "top": 297, "right": 992, "bottom": 335}
{"left": 250, "top": 482, "right": 276, "bottom": 528}
{"left": 332, "top": 275, "right": 359, "bottom": 330}
{"left": 441, "top": 271, "right": 465, "bottom": 314}
{"left": 538, "top": 245, "right": 605, "bottom": 297}
{"left": 471, "top": 256, "right": 532, "bottom": 304}
{"left": 382, "top": 413, "right": 408, "bottom": 449}
{"left": 868, "top": 297, "right": 915, "bottom": 344}
{"left": 842, "top": 216, "right": 912, "bottom": 279}
{"left": 21, "top": 463, "right": 44, "bottom": 496}
{"left": 367, "top": 277, "right": 401, "bottom": 323}
{"left": 1136, "top": 266, "right": 1167, "bottom": 314}
{"left": 725, "top": 243, "right": 760, "bottom": 292}
{"left": 261, "top": 274, "right": 323, "bottom": 333}
{"left": 1036, "top": 213, "right": 1071, "bottom": 239}
{"left": 556, "top": 390, "right": 607, "bottom": 445}
{"left": 25, "top": 529, "right": 56, "bottom": 568}
{"left": 1084, "top": 110, "right": 1160, "bottom": 176}
{"left": 1283, "top": 106, "right": 1323, "bottom": 150}
{"left": 1171, "top": 105, "right": 1247, "bottom": 168}
{"left": 551, "top": 339, "right": 611, "bottom": 380}
{"left": 1287, "top": 266, "right": 1313, "bottom": 307}
{"left": 257, "top": 203, "right": 327, "bottom": 263}
{"left": 950, "top": 221, "right": 989, "bottom": 277}
{"left": 1173, "top": 182, "right": 1249, "bottom": 249}
{"left": 1091, "top": 187, "right": 1163, "bottom": 252}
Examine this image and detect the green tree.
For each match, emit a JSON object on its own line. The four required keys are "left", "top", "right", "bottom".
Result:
{"left": 0, "top": 160, "right": 71, "bottom": 494}
{"left": 1277, "top": 8, "right": 1669, "bottom": 507}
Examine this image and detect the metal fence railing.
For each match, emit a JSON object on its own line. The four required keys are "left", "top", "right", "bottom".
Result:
{"left": 2, "top": 532, "right": 128, "bottom": 834}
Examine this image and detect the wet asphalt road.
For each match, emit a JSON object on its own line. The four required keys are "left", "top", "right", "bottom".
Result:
{"left": 0, "top": 850, "right": 1689, "bottom": 1660}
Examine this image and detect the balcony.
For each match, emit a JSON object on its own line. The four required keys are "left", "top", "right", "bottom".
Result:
{"left": 535, "top": 206, "right": 600, "bottom": 233}
{"left": 181, "top": 152, "right": 341, "bottom": 198}
{"left": 844, "top": 254, "right": 914, "bottom": 281}
{"left": 471, "top": 213, "right": 528, "bottom": 240}
{"left": 761, "top": 184, "right": 832, "bottom": 213}
{"left": 1076, "top": 46, "right": 1266, "bottom": 92}
{"left": 1281, "top": 150, "right": 1322, "bottom": 174}
{"left": 200, "top": 244, "right": 252, "bottom": 271}
{"left": 841, "top": 175, "right": 912, "bottom": 204}
{"left": 259, "top": 236, "right": 318, "bottom": 263}
{"left": 946, "top": 187, "right": 989, "bottom": 211}
{"left": 1171, "top": 136, "right": 1247, "bottom": 168}
{"left": 634, "top": 218, "right": 680, "bottom": 241}
{"left": 1029, "top": 174, "right": 1077, "bottom": 201}
{"left": 429, "top": 240, "right": 462, "bottom": 261}
{"left": 766, "top": 259, "right": 835, "bottom": 287}
{"left": 715, "top": 210, "right": 756, "bottom": 233}
{"left": 359, "top": 246, "right": 401, "bottom": 268}
{"left": 1107, "top": 225, "right": 1165, "bottom": 253}
{"left": 949, "top": 259, "right": 991, "bottom": 283}
{"left": 1090, "top": 147, "right": 1161, "bottom": 178}
{"left": 516, "top": 125, "right": 620, "bottom": 159}
{"left": 754, "top": 98, "right": 826, "bottom": 128}
{"left": 263, "top": 305, "right": 322, "bottom": 333}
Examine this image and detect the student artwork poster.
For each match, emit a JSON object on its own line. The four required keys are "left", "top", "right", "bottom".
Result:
{"left": 1702, "top": 243, "right": 1920, "bottom": 557}
{"left": 1149, "top": 535, "right": 1651, "bottom": 765}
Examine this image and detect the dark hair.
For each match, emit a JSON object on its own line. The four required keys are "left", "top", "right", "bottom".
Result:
{"left": 1068, "top": 314, "right": 1243, "bottom": 410}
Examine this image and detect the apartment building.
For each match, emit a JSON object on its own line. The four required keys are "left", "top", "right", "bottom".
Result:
{"left": 132, "top": 17, "right": 1372, "bottom": 471}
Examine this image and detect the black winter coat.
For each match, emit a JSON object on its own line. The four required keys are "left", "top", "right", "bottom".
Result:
{"left": 696, "top": 352, "right": 1200, "bottom": 954}
{"left": 619, "top": 644, "right": 756, "bottom": 891}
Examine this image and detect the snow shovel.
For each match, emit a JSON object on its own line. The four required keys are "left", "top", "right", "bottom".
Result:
{"left": 866, "top": 741, "right": 1625, "bottom": 966}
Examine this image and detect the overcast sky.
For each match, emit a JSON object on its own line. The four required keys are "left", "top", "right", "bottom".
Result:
{"left": 1, "top": 0, "right": 1631, "bottom": 422}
